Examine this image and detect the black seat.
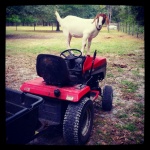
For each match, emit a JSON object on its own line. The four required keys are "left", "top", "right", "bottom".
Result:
{"left": 65, "top": 57, "right": 86, "bottom": 84}
{"left": 36, "top": 54, "right": 71, "bottom": 86}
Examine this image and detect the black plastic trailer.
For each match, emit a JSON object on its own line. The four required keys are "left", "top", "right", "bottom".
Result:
{"left": 6, "top": 88, "right": 44, "bottom": 144}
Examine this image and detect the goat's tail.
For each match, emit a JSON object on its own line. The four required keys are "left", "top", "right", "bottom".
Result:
{"left": 55, "top": 11, "right": 62, "bottom": 23}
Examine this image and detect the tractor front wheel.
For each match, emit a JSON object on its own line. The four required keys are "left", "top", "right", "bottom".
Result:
{"left": 63, "top": 97, "right": 94, "bottom": 145}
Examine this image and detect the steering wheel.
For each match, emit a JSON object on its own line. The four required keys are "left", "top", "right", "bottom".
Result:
{"left": 60, "top": 49, "right": 82, "bottom": 60}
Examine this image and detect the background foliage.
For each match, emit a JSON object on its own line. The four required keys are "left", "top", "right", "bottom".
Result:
{"left": 6, "top": 5, "right": 144, "bottom": 27}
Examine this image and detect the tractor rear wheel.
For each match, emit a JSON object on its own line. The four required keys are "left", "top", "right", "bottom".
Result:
{"left": 102, "top": 85, "right": 113, "bottom": 111}
{"left": 63, "top": 97, "right": 94, "bottom": 145}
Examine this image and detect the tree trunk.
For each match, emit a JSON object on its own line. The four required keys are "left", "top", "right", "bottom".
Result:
{"left": 34, "top": 23, "right": 36, "bottom": 31}
{"left": 56, "top": 21, "right": 60, "bottom": 31}
{"left": 16, "top": 23, "right": 17, "bottom": 31}
{"left": 107, "top": 5, "right": 112, "bottom": 23}
{"left": 109, "top": 6, "right": 112, "bottom": 23}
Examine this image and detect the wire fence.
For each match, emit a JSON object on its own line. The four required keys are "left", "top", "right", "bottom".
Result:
{"left": 6, "top": 21, "right": 144, "bottom": 40}
{"left": 117, "top": 22, "right": 144, "bottom": 39}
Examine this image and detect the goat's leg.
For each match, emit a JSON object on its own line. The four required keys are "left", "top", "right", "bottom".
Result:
{"left": 63, "top": 31, "right": 72, "bottom": 49}
{"left": 67, "top": 33, "right": 72, "bottom": 49}
{"left": 81, "top": 35, "right": 88, "bottom": 55}
{"left": 65, "top": 33, "right": 75, "bottom": 54}
{"left": 87, "top": 37, "right": 92, "bottom": 55}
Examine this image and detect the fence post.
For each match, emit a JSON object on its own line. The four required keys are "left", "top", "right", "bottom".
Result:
{"left": 120, "top": 22, "right": 121, "bottom": 31}
{"left": 117, "top": 22, "right": 119, "bottom": 32}
{"left": 132, "top": 22, "right": 134, "bottom": 36}
{"left": 119, "top": 22, "right": 143, "bottom": 39}
{"left": 128, "top": 23, "right": 130, "bottom": 35}
{"left": 137, "top": 24, "right": 139, "bottom": 38}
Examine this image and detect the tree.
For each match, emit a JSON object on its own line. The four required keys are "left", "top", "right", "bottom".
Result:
{"left": 6, "top": 5, "right": 144, "bottom": 30}
{"left": 6, "top": 15, "right": 21, "bottom": 30}
{"left": 130, "top": 6, "right": 144, "bottom": 25}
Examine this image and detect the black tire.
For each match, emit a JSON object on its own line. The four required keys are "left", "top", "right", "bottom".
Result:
{"left": 63, "top": 97, "right": 94, "bottom": 145}
{"left": 102, "top": 85, "right": 113, "bottom": 111}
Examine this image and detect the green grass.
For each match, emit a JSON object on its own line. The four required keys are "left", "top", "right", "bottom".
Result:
{"left": 6, "top": 26, "right": 144, "bottom": 56}
{"left": 132, "top": 68, "right": 140, "bottom": 76}
{"left": 132, "top": 102, "right": 144, "bottom": 116}
{"left": 115, "top": 123, "right": 137, "bottom": 132}
{"left": 139, "top": 62, "right": 144, "bottom": 68}
{"left": 122, "top": 123, "right": 137, "bottom": 132}
{"left": 106, "top": 73, "right": 114, "bottom": 78}
{"left": 120, "top": 80, "right": 138, "bottom": 93}
{"left": 118, "top": 113, "right": 128, "bottom": 119}
{"left": 117, "top": 67, "right": 124, "bottom": 73}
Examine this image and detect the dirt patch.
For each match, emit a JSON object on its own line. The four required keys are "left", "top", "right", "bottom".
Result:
{"left": 112, "top": 63, "right": 128, "bottom": 68}
{"left": 5, "top": 48, "right": 144, "bottom": 145}
{"left": 6, "top": 34, "right": 54, "bottom": 39}
{"left": 105, "top": 36, "right": 112, "bottom": 39}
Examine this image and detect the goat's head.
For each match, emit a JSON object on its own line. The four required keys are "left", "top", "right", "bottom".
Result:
{"left": 92, "top": 13, "right": 109, "bottom": 30}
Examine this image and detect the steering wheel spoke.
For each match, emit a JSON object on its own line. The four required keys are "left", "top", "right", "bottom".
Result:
{"left": 61, "top": 53, "right": 67, "bottom": 58}
{"left": 60, "top": 49, "right": 82, "bottom": 60}
{"left": 68, "top": 50, "right": 73, "bottom": 55}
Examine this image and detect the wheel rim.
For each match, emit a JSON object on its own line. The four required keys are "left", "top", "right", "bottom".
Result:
{"left": 81, "top": 108, "right": 92, "bottom": 136}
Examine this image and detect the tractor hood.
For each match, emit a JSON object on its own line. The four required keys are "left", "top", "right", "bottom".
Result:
{"left": 83, "top": 55, "right": 107, "bottom": 73}
{"left": 20, "top": 77, "right": 90, "bottom": 102}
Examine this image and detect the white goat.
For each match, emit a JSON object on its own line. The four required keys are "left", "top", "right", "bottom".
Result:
{"left": 55, "top": 11, "right": 109, "bottom": 55}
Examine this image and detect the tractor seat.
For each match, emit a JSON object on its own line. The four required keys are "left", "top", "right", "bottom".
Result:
{"left": 66, "top": 57, "right": 86, "bottom": 74}
{"left": 36, "top": 54, "right": 77, "bottom": 86}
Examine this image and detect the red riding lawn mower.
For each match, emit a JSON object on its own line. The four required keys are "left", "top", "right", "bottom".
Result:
{"left": 6, "top": 49, "right": 113, "bottom": 145}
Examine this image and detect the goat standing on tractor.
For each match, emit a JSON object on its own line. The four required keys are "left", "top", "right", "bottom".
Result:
{"left": 55, "top": 11, "right": 109, "bottom": 55}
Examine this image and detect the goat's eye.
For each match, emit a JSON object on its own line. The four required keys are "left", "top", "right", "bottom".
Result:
{"left": 102, "top": 19, "right": 105, "bottom": 25}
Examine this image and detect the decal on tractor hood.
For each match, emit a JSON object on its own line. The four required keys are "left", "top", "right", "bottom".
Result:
{"left": 66, "top": 95, "right": 74, "bottom": 101}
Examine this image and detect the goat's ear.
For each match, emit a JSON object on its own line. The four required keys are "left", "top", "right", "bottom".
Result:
{"left": 92, "top": 13, "right": 99, "bottom": 23}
